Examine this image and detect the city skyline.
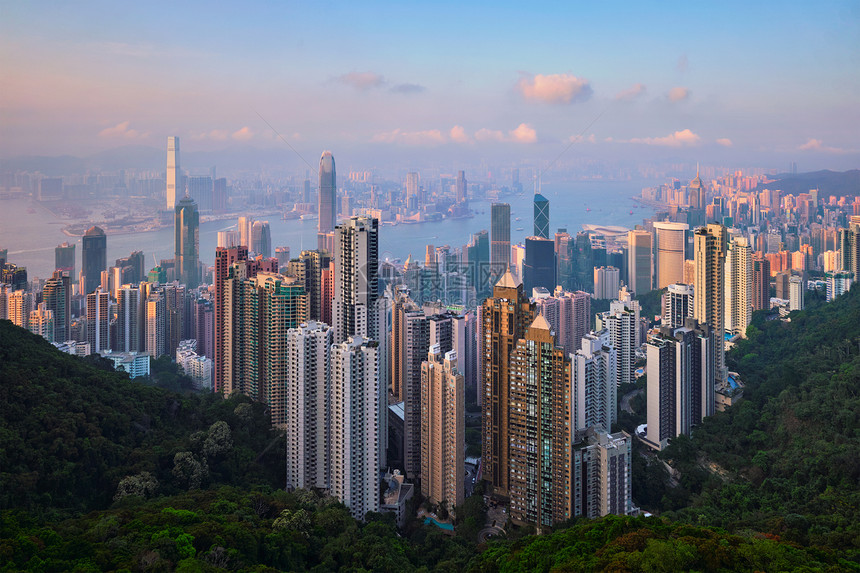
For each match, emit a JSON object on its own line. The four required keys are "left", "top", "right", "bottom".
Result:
{"left": 2, "top": 2, "right": 858, "bottom": 171}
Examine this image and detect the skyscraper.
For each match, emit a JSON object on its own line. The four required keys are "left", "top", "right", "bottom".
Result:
{"left": 55, "top": 242, "right": 75, "bottom": 278}
{"left": 456, "top": 170, "right": 467, "bottom": 204}
{"left": 145, "top": 292, "right": 166, "bottom": 358}
{"left": 86, "top": 289, "right": 110, "bottom": 353}
{"left": 626, "top": 230, "right": 652, "bottom": 295}
{"left": 166, "top": 136, "right": 181, "bottom": 210}
{"left": 286, "top": 250, "right": 332, "bottom": 322}
{"left": 464, "top": 230, "right": 489, "bottom": 296}
{"left": 481, "top": 270, "right": 536, "bottom": 497}
{"left": 694, "top": 223, "right": 727, "bottom": 384}
{"left": 42, "top": 270, "right": 70, "bottom": 342}
{"left": 664, "top": 283, "right": 694, "bottom": 329}
{"left": 285, "top": 320, "right": 332, "bottom": 491}
{"left": 406, "top": 172, "right": 419, "bottom": 211}
{"left": 490, "top": 203, "right": 511, "bottom": 285}
{"left": 752, "top": 256, "right": 771, "bottom": 311}
{"left": 789, "top": 275, "right": 804, "bottom": 311}
{"left": 7, "top": 290, "right": 34, "bottom": 329}
{"left": 508, "top": 314, "right": 572, "bottom": 529}
{"left": 523, "top": 236, "right": 556, "bottom": 294}
{"left": 174, "top": 195, "right": 199, "bottom": 289}
{"left": 318, "top": 151, "right": 337, "bottom": 251}
{"left": 82, "top": 226, "right": 107, "bottom": 296}
{"left": 251, "top": 220, "right": 272, "bottom": 258}
{"left": 653, "top": 222, "right": 689, "bottom": 289}
{"left": 533, "top": 193, "right": 549, "bottom": 239}
{"left": 593, "top": 266, "right": 620, "bottom": 300}
{"left": 598, "top": 300, "right": 638, "bottom": 387}
{"left": 116, "top": 285, "right": 141, "bottom": 352}
{"left": 28, "top": 302, "right": 54, "bottom": 342}
{"left": 572, "top": 331, "right": 617, "bottom": 435}
{"left": 645, "top": 320, "right": 715, "bottom": 450}
{"left": 572, "top": 431, "right": 634, "bottom": 518}
{"left": 420, "top": 346, "right": 465, "bottom": 511}
{"left": 725, "top": 236, "right": 752, "bottom": 337}
{"left": 332, "top": 216, "right": 379, "bottom": 344}
{"left": 555, "top": 288, "right": 591, "bottom": 355}
{"left": 238, "top": 216, "right": 254, "bottom": 249}
{"left": 329, "top": 336, "right": 380, "bottom": 521}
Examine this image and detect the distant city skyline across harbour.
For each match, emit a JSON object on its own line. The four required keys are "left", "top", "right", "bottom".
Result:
{"left": 0, "top": 179, "right": 655, "bottom": 279}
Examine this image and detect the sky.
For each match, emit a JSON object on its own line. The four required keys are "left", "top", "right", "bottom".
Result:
{"left": 1, "top": 1, "right": 859, "bottom": 172}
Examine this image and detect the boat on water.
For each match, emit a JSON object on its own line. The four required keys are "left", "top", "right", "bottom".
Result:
{"left": 300, "top": 214, "right": 318, "bottom": 221}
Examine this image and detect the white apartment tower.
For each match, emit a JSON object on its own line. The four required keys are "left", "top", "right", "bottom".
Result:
{"left": 285, "top": 321, "right": 332, "bottom": 491}
{"left": 86, "top": 288, "right": 110, "bottom": 353}
{"left": 329, "top": 336, "right": 381, "bottom": 522}
{"left": 725, "top": 236, "right": 752, "bottom": 337}
{"left": 598, "top": 300, "right": 637, "bottom": 387}
{"left": 572, "top": 331, "right": 618, "bottom": 435}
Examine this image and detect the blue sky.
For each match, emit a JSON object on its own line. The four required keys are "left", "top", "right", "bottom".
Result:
{"left": 2, "top": 1, "right": 858, "bottom": 170}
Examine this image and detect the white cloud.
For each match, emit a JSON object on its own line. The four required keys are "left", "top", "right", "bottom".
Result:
{"left": 371, "top": 128, "right": 445, "bottom": 146}
{"left": 231, "top": 127, "right": 254, "bottom": 141}
{"left": 509, "top": 123, "right": 537, "bottom": 143}
{"left": 716, "top": 138, "right": 733, "bottom": 147}
{"left": 668, "top": 87, "right": 690, "bottom": 102}
{"left": 628, "top": 129, "right": 701, "bottom": 147}
{"left": 450, "top": 125, "right": 471, "bottom": 143}
{"left": 338, "top": 71, "right": 386, "bottom": 90}
{"left": 615, "top": 83, "right": 646, "bottom": 101}
{"left": 98, "top": 121, "right": 148, "bottom": 139}
{"left": 568, "top": 133, "right": 597, "bottom": 144}
{"left": 517, "top": 73, "right": 592, "bottom": 104}
{"left": 475, "top": 128, "right": 506, "bottom": 142}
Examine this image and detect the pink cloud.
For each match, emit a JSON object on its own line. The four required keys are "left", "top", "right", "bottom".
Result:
{"left": 509, "top": 123, "right": 537, "bottom": 143}
{"left": 232, "top": 127, "right": 254, "bottom": 141}
{"left": 798, "top": 138, "right": 857, "bottom": 154}
{"left": 668, "top": 87, "right": 690, "bottom": 102}
{"left": 628, "top": 129, "right": 701, "bottom": 147}
{"left": 98, "top": 121, "right": 148, "bottom": 139}
{"left": 568, "top": 133, "right": 597, "bottom": 144}
{"left": 517, "top": 73, "right": 592, "bottom": 104}
{"left": 450, "top": 125, "right": 471, "bottom": 143}
{"left": 615, "top": 83, "right": 646, "bottom": 101}
{"left": 716, "top": 138, "right": 733, "bottom": 147}
{"left": 475, "top": 128, "right": 506, "bottom": 142}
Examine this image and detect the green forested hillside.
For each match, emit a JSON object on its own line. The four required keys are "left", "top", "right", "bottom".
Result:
{"left": 1, "top": 284, "right": 859, "bottom": 573}
{"left": 0, "top": 322, "right": 284, "bottom": 517}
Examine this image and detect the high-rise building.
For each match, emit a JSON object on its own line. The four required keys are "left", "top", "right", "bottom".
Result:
{"left": 218, "top": 230, "right": 239, "bottom": 249}
{"left": 420, "top": 346, "right": 464, "bottom": 511}
{"left": 390, "top": 292, "right": 428, "bottom": 479}
{"left": 55, "top": 242, "right": 75, "bottom": 278}
{"left": 593, "top": 266, "right": 620, "bottom": 300}
{"left": 286, "top": 250, "right": 332, "bottom": 322}
{"left": 222, "top": 268, "right": 308, "bottom": 410}
{"left": 329, "top": 336, "right": 380, "bottom": 521}
{"left": 186, "top": 176, "right": 213, "bottom": 211}
{"left": 464, "top": 230, "right": 490, "bottom": 296}
{"left": 839, "top": 216, "right": 860, "bottom": 284}
{"left": 275, "top": 246, "right": 291, "bottom": 269}
{"left": 481, "top": 270, "right": 536, "bottom": 497}
{"left": 7, "top": 290, "right": 34, "bottom": 329}
{"left": 645, "top": 320, "right": 715, "bottom": 450}
{"left": 82, "top": 226, "right": 107, "bottom": 296}
{"left": 86, "top": 288, "right": 110, "bottom": 353}
{"left": 406, "top": 172, "right": 420, "bottom": 210}
{"left": 508, "top": 315, "right": 571, "bottom": 529}
{"left": 456, "top": 170, "right": 467, "bottom": 204}
{"left": 251, "top": 221, "right": 272, "bottom": 258}
{"left": 42, "top": 270, "right": 70, "bottom": 342}
{"left": 627, "top": 230, "right": 652, "bottom": 295}
{"left": 555, "top": 287, "right": 591, "bottom": 355}
{"left": 572, "top": 431, "right": 634, "bottom": 518}
{"left": 752, "top": 256, "right": 771, "bottom": 311}
{"left": 725, "top": 236, "right": 752, "bottom": 336}
{"left": 116, "top": 285, "right": 141, "bottom": 352}
{"left": 523, "top": 236, "right": 556, "bottom": 294}
{"left": 693, "top": 224, "right": 727, "bottom": 384}
{"left": 166, "top": 136, "right": 181, "bottom": 210}
{"left": 285, "top": 320, "right": 332, "bottom": 491}
{"left": 825, "top": 271, "right": 853, "bottom": 301}
{"left": 789, "top": 275, "right": 804, "bottom": 311}
{"left": 653, "top": 222, "right": 689, "bottom": 289}
{"left": 663, "top": 283, "right": 694, "bottom": 329}
{"left": 238, "top": 216, "right": 254, "bottom": 249}
{"left": 174, "top": 195, "right": 200, "bottom": 289}
{"left": 490, "top": 203, "right": 511, "bottom": 284}
{"left": 318, "top": 151, "right": 337, "bottom": 251}
{"left": 598, "top": 300, "right": 638, "bottom": 387}
{"left": 332, "top": 216, "right": 380, "bottom": 344}
{"left": 28, "top": 302, "right": 54, "bottom": 342}
{"left": 533, "top": 193, "right": 549, "bottom": 239}
{"left": 572, "top": 331, "right": 617, "bottom": 435}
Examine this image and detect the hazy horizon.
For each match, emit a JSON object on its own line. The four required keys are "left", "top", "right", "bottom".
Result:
{"left": 2, "top": 1, "right": 859, "bottom": 173}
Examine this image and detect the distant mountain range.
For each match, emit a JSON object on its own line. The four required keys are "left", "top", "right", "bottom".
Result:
{"left": 754, "top": 169, "right": 860, "bottom": 196}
